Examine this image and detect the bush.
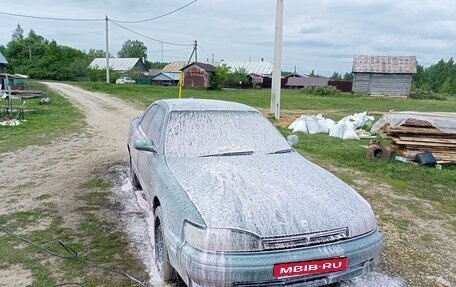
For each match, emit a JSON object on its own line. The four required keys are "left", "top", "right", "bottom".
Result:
{"left": 87, "top": 68, "right": 117, "bottom": 83}
{"left": 410, "top": 88, "right": 447, "bottom": 101}
{"left": 300, "top": 86, "right": 341, "bottom": 96}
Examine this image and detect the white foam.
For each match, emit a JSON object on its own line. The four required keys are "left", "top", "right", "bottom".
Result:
{"left": 341, "top": 271, "right": 405, "bottom": 287}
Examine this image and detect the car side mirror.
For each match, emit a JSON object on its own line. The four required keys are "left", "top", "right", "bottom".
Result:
{"left": 134, "top": 138, "right": 158, "bottom": 154}
{"left": 287, "top": 135, "right": 299, "bottom": 147}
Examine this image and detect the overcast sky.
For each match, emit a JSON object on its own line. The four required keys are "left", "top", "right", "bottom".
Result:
{"left": 0, "top": 0, "right": 455, "bottom": 76}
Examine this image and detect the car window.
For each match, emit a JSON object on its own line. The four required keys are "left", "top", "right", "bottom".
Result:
{"left": 164, "top": 110, "right": 290, "bottom": 157}
{"left": 139, "top": 105, "right": 165, "bottom": 144}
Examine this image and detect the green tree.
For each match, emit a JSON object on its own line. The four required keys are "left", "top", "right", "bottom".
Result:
{"left": 226, "top": 67, "right": 248, "bottom": 84}
{"left": 12, "top": 24, "right": 24, "bottom": 41}
{"left": 330, "top": 72, "right": 342, "bottom": 81}
{"left": 87, "top": 49, "right": 107, "bottom": 60}
{"left": 4, "top": 27, "right": 88, "bottom": 80}
{"left": 117, "top": 40, "right": 147, "bottom": 60}
{"left": 342, "top": 72, "right": 353, "bottom": 81}
{"left": 308, "top": 69, "right": 321, "bottom": 77}
{"left": 412, "top": 58, "right": 456, "bottom": 93}
{"left": 210, "top": 64, "right": 229, "bottom": 89}
{"left": 146, "top": 61, "right": 168, "bottom": 69}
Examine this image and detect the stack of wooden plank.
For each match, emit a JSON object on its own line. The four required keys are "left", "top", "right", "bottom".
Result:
{"left": 373, "top": 112, "right": 456, "bottom": 163}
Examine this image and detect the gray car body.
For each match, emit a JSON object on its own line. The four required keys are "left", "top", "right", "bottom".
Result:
{"left": 127, "top": 99, "right": 383, "bottom": 286}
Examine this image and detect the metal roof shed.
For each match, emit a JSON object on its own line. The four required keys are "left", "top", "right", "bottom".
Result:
{"left": 151, "top": 72, "right": 180, "bottom": 86}
{"left": 216, "top": 61, "right": 273, "bottom": 75}
{"left": 89, "top": 58, "right": 149, "bottom": 74}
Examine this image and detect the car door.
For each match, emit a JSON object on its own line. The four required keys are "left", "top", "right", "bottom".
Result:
{"left": 136, "top": 104, "right": 166, "bottom": 200}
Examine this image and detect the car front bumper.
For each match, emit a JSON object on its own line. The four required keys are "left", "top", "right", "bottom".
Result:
{"left": 178, "top": 229, "right": 383, "bottom": 287}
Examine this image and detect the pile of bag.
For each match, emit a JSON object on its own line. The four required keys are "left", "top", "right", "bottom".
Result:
{"left": 288, "top": 112, "right": 375, "bottom": 140}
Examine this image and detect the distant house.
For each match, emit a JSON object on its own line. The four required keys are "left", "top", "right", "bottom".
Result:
{"left": 352, "top": 55, "right": 417, "bottom": 97}
{"left": 151, "top": 72, "right": 180, "bottom": 86}
{"left": 162, "top": 61, "right": 188, "bottom": 73}
{"left": 181, "top": 62, "right": 216, "bottom": 89}
{"left": 218, "top": 61, "right": 273, "bottom": 88}
{"left": 89, "top": 58, "right": 149, "bottom": 74}
{"left": 0, "top": 52, "right": 7, "bottom": 73}
{"left": 285, "top": 76, "right": 330, "bottom": 89}
{"left": 217, "top": 61, "right": 273, "bottom": 75}
{"left": 0, "top": 52, "right": 8, "bottom": 89}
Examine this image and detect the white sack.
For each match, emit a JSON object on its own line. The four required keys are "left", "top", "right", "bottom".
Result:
{"left": 292, "top": 117, "right": 309, "bottom": 133}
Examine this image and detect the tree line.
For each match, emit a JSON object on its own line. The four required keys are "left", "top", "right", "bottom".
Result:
{"left": 413, "top": 59, "right": 456, "bottom": 94}
{"left": 0, "top": 25, "right": 166, "bottom": 81}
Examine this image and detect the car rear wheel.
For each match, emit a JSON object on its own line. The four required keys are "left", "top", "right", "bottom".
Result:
{"left": 154, "top": 207, "right": 176, "bottom": 282}
{"left": 129, "top": 156, "right": 141, "bottom": 188}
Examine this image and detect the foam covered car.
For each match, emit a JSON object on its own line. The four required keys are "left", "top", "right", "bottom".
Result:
{"left": 127, "top": 99, "right": 383, "bottom": 287}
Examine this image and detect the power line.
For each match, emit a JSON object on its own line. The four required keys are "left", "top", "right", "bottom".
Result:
{"left": 42, "top": 32, "right": 103, "bottom": 37}
{"left": 0, "top": 11, "right": 103, "bottom": 21}
{"left": 148, "top": 47, "right": 190, "bottom": 53}
{"left": 109, "top": 20, "right": 193, "bottom": 47}
{"left": 110, "top": 0, "right": 198, "bottom": 23}
{"left": 199, "top": 45, "right": 212, "bottom": 60}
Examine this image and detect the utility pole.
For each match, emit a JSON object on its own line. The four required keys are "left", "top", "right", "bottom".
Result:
{"left": 187, "top": 40, "right": 198, "bottom": 64}
{"left": 194, "top": 40, "right": 198, "bottom": 62}
{"left": 161, "top": 42, "right": 164, "bottom": 62}
{"left": 271, "top": 0, "right": 284, "bottom": 119}
{"left": 105, "top": 15, "right": 110, "bottom": 84}
{"left": 28, "top": 45, "right": 32, "bottom": 61}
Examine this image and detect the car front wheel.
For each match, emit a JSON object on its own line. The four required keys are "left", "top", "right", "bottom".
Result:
{"left": 154, "top": 207, "right": 176, "bottom": 282}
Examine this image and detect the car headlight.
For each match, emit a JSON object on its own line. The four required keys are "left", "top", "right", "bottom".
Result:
{"left": 183, "top": 221, "right": 263, "bottom": 252}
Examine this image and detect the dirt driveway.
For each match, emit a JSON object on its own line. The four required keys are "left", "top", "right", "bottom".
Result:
{"left": 0, "top": 83, "right": 450, "bottom": 287}
{"left": 0, "top": 82, "right": 147, "bottom": 286}
{"left": 0, "top": 82, "right": 141, "bottom": 217}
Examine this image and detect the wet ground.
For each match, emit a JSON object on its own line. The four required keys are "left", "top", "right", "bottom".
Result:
{"left": 110, "top": 166, "right": 406, "bottom": 287}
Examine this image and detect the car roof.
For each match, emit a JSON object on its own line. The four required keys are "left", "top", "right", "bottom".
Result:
{"left": 154, "top": 99, "right": 259, "bottom": 113}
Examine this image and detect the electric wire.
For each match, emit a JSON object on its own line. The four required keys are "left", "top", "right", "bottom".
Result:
{"left": 42, "top": 32, "right": 103, "bottom": 37}
{"left": 0, "top": 0, "right": 197, "bottom": 24}
{"left": 198, "top": 45, "right": 213, "bottom": 61}
{"left": 109, "top": 20, "right": 193, "bottom": 47}
{"left": 0, "top": 11, "right": 103, "bottom": 21}
{"left": 110, "top": 0, "right": 198, "bottom": 23}
{"left": 0, "top": 225, "right": 150, "bottom": 287}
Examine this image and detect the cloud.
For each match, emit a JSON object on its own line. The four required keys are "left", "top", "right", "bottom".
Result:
{"left": 0, "top": 0, "right": 455, "bottom": 76}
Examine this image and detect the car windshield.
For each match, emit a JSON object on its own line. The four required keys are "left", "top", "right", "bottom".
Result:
{"left": 164, "top": 110, "right": 290, "bottom": 157}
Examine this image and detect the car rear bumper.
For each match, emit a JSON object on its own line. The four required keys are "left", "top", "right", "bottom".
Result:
{"left": 178, "top": 229, "right": 383, "bottom": 287}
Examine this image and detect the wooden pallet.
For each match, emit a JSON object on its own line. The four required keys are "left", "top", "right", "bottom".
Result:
{"left": 377, "top": 113, "right": 456, "bottom": 163}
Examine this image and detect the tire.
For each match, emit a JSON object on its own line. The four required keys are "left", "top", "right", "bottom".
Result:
{"left": 154, "top": 207, "right": 176, "bottom": 282}
{"left": 129, "top": 156, "right": 141, "bottom": 188}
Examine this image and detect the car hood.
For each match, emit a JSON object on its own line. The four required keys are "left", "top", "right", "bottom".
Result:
{"left": 166, "top": 153, "right": 376, "bottom": 238}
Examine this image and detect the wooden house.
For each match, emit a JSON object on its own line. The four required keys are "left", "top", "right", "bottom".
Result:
{"left": 352, "top": 55, "right": 417, "bottom": 97}
{"left": 89, "top": 58, "right": 149, "bottom": 74}
{"left": 0, "top": 52, "right": 8, "bottom": 89}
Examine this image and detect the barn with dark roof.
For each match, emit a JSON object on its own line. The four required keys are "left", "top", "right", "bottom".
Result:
{"left": 181, "top": 62, "right": 216, "bottom": 89}
{"left": 352, "top": 55, "right": 417, "bottom": 97}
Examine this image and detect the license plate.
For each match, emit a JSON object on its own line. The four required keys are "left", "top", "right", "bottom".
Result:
{"left": 273, "top": 257, "right": 348, "bottom": 278}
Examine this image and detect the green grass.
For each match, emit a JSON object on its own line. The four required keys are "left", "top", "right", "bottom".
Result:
{"left": 0, "top": 177, "right": 148, "bottom": 287}
{"left": 0, "top": 81, "right": 85, "bottom": 153}
{"left": 283, "top": 130, "right": 456, "bottom": 215}
{"left": 76, "top": 82, "right": 456, "bottom": 117}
